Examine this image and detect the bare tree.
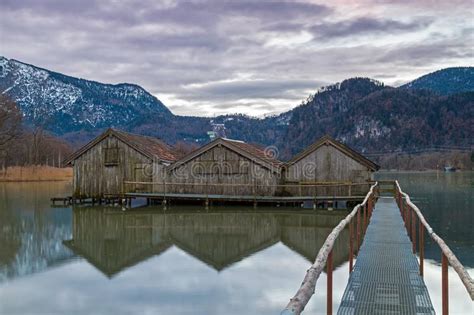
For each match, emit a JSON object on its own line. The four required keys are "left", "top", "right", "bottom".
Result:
{"left": 0, "top": 94, "right": 22, "bottom": 148}
{"left": 0, "top": 95, "right": 22, "bottom": 170}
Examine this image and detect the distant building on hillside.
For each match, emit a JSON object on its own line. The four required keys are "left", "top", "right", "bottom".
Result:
{"left": 64, "top": 128, "right": 177, "bottom": 199}
{"left": 208, "top": 121, "right": 226, "bottom": 140}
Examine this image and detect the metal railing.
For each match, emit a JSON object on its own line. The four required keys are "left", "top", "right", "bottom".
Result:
{"left": 280, "top": 182, "right": 379, "bottom": 315}
{"left": 394, "top": 180, "right": 474, "bottom": 314}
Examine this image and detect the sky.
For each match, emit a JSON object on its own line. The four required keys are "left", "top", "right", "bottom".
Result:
{"left": 0, "top": 0, "right": 473, "bottom": 117}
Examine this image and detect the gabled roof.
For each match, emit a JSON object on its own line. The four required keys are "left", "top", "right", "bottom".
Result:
{"left": 63, "top": 239, "right": 172, "bottom": 278}
{"left": 170, "top": 235, "right": 279, "bottom": 271}
{"left": 64, "top": 128, "right": 177, "bottom": 165}
{"left": 168, "top": 137, "right": 283, "bottom": 173}
{"left": 287, "top": 135, "right": 380, "bottom": 171}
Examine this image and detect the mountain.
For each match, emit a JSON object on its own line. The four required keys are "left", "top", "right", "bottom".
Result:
{"left": 1, "top": 56, "right": 473, "bottom": 160}
{"left": 276, "top": 78, "right": 387, "bottom": 156}
{"left": 401, "top": 67, "right": 474, "bottom": 95}
{"left": 0, "top": 57, "right": 172, "bottom": 134}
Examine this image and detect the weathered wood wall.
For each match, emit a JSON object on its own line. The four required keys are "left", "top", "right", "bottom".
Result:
{"left": 72, "top": 134, "right": 157, "bottom": 198}
{"left": 165, "top": 145, "right": 280, "bottom": 196}
{"left": 285, "top": 144, "right": 373, "bottom": 196}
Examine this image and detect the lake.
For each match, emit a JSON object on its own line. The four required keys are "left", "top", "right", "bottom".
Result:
{"left": 0, "top": 172, "right": 472, "bottom": 314}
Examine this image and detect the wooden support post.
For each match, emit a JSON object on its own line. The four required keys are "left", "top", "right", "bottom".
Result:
{"left": 442, "top": 253, "right": 449, "bottom": 315}
{"left": 349, "top": 220, "right": 353, "bottom": 273}
{"left": 419, "top": 222, "right": 424, "bottom": 277}
{"left": 327, "top": 250, "right": 333, "bottom": 315}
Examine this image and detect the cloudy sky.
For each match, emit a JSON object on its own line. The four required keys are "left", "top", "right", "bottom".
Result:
{"left": 0, "top": 0, "right": 473, "bottom": 116}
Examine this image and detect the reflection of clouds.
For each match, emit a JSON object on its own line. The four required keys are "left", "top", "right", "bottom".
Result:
{"left": 0, "top": 243, "right": 352, "bottom": 314}
{"left": 1, "top": 242, "right": 472, "bottom": 313}
{"left": 421, "top": 259, "right": 474, "bottom": 314}
{"left": 0, "top": 244, "right": 282, "bottom": 314}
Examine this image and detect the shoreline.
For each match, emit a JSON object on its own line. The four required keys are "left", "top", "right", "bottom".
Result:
{"left": 0, "top": 166, "right": 73, "bottom": 182}
{"left": 0, "top": 179, "right": 72, "bottom": 183}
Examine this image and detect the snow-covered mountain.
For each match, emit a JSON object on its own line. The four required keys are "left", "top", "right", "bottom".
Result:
{"left": 1, "top": 56, "right": 472, "bottom": 157}
{"left": 0, "top": 56, "right": 172, "bottom": 134}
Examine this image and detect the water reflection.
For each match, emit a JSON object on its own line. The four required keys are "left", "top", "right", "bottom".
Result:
{"left": 0, "top": 182, "right": 74, "bottom": 282}
{"left": 376, "top": 171, "right": 474, "bottom": 268}
{"left": 1, "top": 176, "right": 472, "bottom": 314}
{"left": 64, "top": 207, "right": 349, "bottom": 277}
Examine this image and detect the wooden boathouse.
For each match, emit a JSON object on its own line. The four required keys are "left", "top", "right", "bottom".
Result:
{"left": 62, "top": 129, "right": 381, "bottom": 206}
{"left": 64, "top": 128, "right": 177, "bottom": 200}
{"left": 284, "top": 135, "right": 379, "bottom": 196}
{"left": 165, "top": 137, "right": 283, "bottom": 196}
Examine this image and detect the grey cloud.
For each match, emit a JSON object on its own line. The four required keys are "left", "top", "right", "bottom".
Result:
{"left": 182, "top": 79, "right": 326, "bottom": 100}
{"left": 0, "top": 0, "right": 472, "bottom": 117}
{"left": 377, "top": 39, "right": 471, "bottom": 66}
{"left": 310, "top": 17, "right": 432, "bottom": 39}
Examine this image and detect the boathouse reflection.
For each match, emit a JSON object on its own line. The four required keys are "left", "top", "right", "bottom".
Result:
{"left": 64, "top": 207, "right": 350, "bottom": 277}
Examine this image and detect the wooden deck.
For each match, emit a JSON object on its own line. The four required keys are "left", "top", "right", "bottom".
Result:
{"left": 124, "top": 192, "right": 366, "bottom": 204}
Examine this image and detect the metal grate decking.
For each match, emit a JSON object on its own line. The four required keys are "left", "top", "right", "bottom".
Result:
{"left": 338, "top": 197, "right": 435, "bottom": 315}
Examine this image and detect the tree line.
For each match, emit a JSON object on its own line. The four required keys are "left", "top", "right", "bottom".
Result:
{"left": 0, "top": 94, "right": 73, "bottom": 169}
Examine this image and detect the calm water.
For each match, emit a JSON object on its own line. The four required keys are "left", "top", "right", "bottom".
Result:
{"left": 0, "top": 173, "right": 472, "bottom": 314}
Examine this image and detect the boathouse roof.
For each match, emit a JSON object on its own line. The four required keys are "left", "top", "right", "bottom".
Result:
{"left": 168, "top": 137, "right": 283, "bottom": 172}
{"left": 64, "top": 128, "right": 177, "bottom": 165}
{"left": 287, "top": 135, "right": 380, "bottom": 171}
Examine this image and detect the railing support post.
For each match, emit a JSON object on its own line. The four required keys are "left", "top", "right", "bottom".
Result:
{"left": 407, "top": 205, "right": 411, "bottom": 238}
{"left": 419, "top": 222, "right": 424, "bottom": 277}
{"left": 442, "top": 253, "right": 449, "bottom": 315}
{"left": 349, "top": 220, "right": 353, "bottom": 273}
{"left": 356, "top": 207, "right": 361, "bottom": 251}
{"left": 412, "top": 210, "right": 416, "bottom": 253}
{"left": 363, "top": 204, "right": 367, "bottom": 232}
{"left": 400, "top": 197, "right": 405, "bottom": 221}
{"left": 327, "top": 250, "right": 333, "bottom": 315}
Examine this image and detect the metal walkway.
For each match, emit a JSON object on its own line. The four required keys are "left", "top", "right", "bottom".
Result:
{"left": 338, "top": 197, "right": 435, "bottom": 314}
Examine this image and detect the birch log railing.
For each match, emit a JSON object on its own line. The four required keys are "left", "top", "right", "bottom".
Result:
{"left": 395, "top": 180, "right": 474, "bottom": 313}
{"left": 280, "top": 182, "right": 379, "bottom": 315}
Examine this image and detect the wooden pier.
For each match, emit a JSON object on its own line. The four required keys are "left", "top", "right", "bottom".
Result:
{"left": 124, "top": 191, "right": 366, "bottom": 206}
{"left": 121, "top": 181, "right": 373, "bottom": 208}
{"left": 281, "top": 181, "right": 474, "bottom": 315}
